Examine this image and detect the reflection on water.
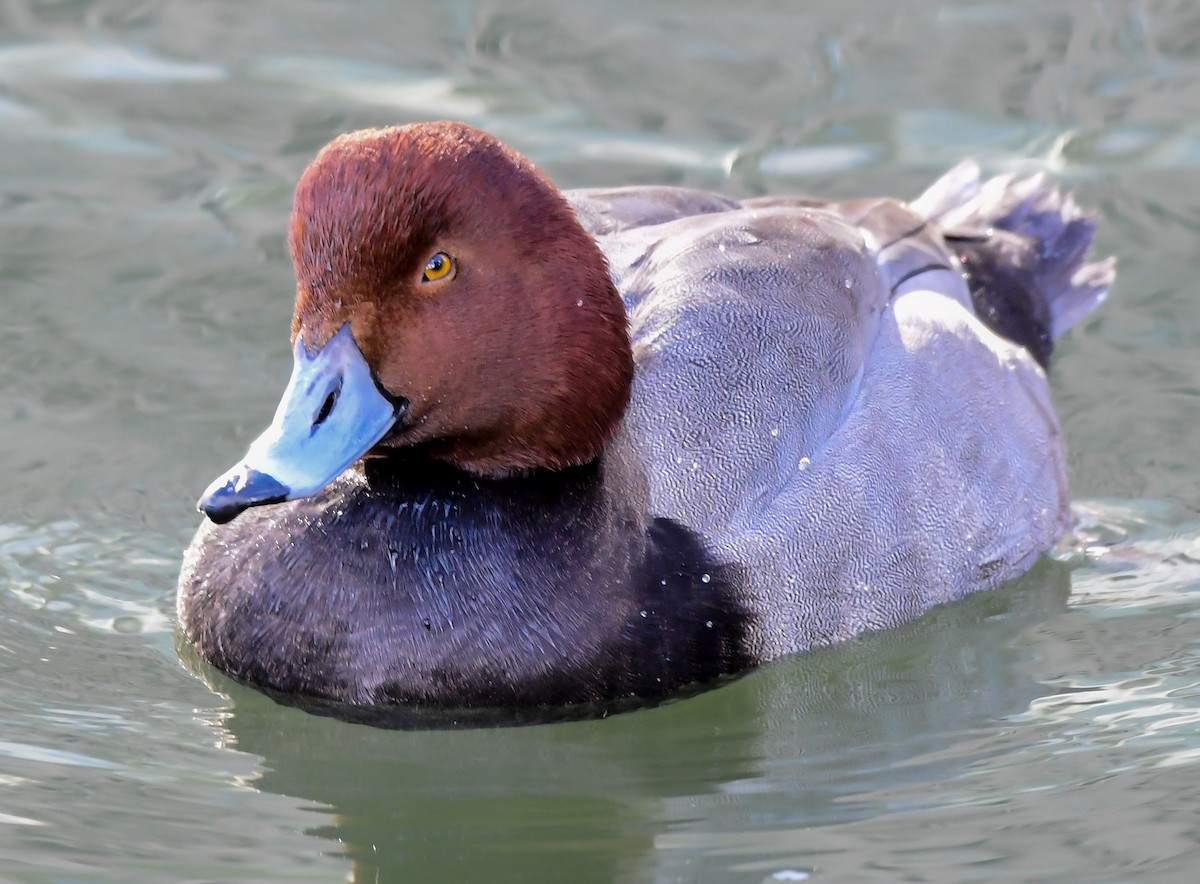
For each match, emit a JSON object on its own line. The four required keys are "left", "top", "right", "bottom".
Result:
{"left": 208, "top": 563, "right": 1069, "bottom": 882}
{"left": 1, "top": 0, "right": 1199, "bottom": 879}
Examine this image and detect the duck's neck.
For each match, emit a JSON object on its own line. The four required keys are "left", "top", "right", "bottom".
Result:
{"left": 418, "top": 250, "right": 636, "bottom": 477}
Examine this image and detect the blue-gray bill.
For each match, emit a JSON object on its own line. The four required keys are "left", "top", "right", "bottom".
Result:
{"left": 198, "top": 323, "right": 402, "bottom": 524}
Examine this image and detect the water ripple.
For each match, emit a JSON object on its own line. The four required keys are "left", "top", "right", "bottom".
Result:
{"left": 0, "top": 42, "right": 224, "bottom": 83}
{"left": 0, "top": 519, "right": 177, "bottom": 641}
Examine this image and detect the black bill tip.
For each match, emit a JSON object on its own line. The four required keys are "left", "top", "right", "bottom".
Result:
{"left": 198, "top": 468, "right": 290, "bottom": 524}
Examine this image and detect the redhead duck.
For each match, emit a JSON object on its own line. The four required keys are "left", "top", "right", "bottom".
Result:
{"left": 178, "top": 121, "right": 1113, "bottom": 716}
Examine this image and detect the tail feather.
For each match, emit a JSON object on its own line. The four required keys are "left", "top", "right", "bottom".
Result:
{"left": 910, "top": 160, "right": 982, "bottom": 223}
{"left": 1054, "top": 254, "right": 1116, "bottom": 337}
{"left": 914, "top": 162, "right": 1114, "bottom": 366}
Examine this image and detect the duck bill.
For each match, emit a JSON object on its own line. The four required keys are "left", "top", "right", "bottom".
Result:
{"left": 198, "top": 323, "right": 404, "bottom": 524}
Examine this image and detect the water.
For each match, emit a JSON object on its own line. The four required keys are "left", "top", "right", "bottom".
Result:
{"left": 2, "top": 0, "right": 1199, "bottom": 880}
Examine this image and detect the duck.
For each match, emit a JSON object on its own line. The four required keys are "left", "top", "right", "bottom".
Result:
{"left": 178, "top": 120, "right": 1113, "bottom": 716}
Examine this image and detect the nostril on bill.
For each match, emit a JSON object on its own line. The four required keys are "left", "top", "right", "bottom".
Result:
{"left": 313, "top": 383, "right": 340, "bottom": 429}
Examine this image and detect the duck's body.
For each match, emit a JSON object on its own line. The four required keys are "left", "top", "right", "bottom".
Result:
{"left": 179, "top": 122, "right": 1112, "bottom": 713}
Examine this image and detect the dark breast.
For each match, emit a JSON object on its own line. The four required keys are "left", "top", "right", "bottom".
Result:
{"left": 177, "top": 452, "right": 752, "bottom": 717}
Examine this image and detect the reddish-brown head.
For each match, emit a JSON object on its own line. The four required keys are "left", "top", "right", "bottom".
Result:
{"left": 286, "top": 121, "right": 633, "bottom": 475}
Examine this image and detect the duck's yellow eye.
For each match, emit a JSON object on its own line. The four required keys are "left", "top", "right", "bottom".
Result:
{"left": 422, "top": 251, "right": 455, "bottom": 283}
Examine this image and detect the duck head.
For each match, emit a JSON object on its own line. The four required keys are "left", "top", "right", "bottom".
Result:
{"left": 199, "top": 122, "right": 633, "bottom": 524}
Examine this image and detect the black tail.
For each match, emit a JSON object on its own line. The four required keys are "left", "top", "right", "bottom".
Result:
{"left": 914, "top": 163, "right": 1115, "bottom": 367}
